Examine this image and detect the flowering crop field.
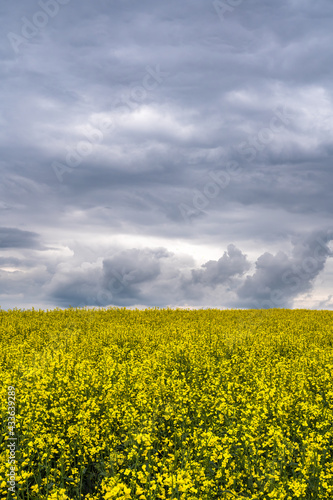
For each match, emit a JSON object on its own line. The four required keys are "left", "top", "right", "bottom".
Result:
{"left": 1, "top": 307, "right": 333, "bottom": 500}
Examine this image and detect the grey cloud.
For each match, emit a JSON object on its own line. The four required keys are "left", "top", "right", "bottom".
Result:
{"left": 190, "top": 244, "right": 250, "bottom": 287}
{"left": 0, "top": 227, "right": 41, "bottom": 249}
{"left": 46, "top": 247, "right": 179, "bottom": 308}
{"left": 46, "top": 265, "right": 103, "bottom": 308}
{"left": 1, "top": 230, "right": 332, "bottom": 310}
{"left": 236, "top": 229, "right": 333, "bottom": 308}
{"left": 45, "top": 231, "right": 333, "bottom": 310}
{"left": 1, "top": 0, "right": 333, "bottom": 309}
{"left": 102, "top": 248, "right": 167, "bottom": 299}
{"left": 0, "top": 257, "right": 23, "bottom": 267}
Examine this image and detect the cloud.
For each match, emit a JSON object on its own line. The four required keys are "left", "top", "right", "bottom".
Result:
{"left": 236, "top": 229, "right": 333, "bottom": 308}
{"left": 1, "top": 0, "right": 333, "bottom": 309}
{"left": 102, "top": 248, "right": 166, "bottom": 301}
{"left": 40, "top": 230, "right": 332, "bottom": 310}
{"left": 0, "top": 227, "right": 41, "bottom": 249}
{"left": 189, "top": 244, "right": 250, "bottom": 287}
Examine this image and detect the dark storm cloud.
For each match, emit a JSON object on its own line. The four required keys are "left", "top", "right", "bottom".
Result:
{"left": 47, "top": 247, "right": 183, "bottom": 308}
{"left": 47, "top": 267, "right": 104, "bottom": 308}
{"left": 0, "top": 0, "right": 333, "bottom": 308}
{"left": 0, "top": 227, "right": 41, "bottom": 249}
{"left": 237, "top": 229, "right": 333, "bottom": 308}
{"left": 44, "top": 230, "right": 333, "bottom": 309}
{"left": 190, "top": 244, "right": 250, "bottom": 287}
{"left": 103, "top": 248, "right": 167, "bottom": 296}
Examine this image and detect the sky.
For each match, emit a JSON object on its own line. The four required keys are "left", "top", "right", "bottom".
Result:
{"left": 0, "top": 0, "right": 333, "bottom": 310}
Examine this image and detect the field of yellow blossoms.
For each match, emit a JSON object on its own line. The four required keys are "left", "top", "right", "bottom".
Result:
{"left": 1, "top": 307, "right": 333, "bottom": 499}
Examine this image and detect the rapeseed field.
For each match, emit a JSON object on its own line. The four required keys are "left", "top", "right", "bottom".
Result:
{"left": 1, "top": 307, "right": 333, "bottom": 499}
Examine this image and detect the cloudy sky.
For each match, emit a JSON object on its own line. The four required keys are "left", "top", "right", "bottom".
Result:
{"left": 1, "top": 0, "right": 333, "bottom": 310}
